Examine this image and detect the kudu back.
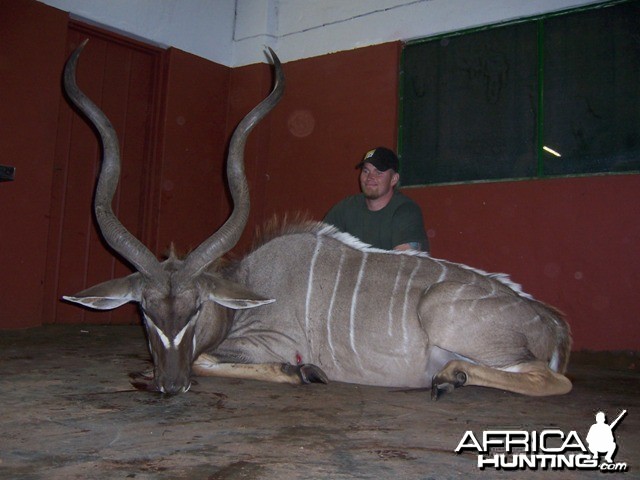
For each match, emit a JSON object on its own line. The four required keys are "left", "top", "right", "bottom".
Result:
{"left": 63, "top": 41, "right": 572, "bottom": 398}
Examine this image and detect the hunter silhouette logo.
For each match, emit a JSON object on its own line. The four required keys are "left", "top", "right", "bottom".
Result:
{"left": 586, "top": 410, "right": 627, "bottom": 464}
{"left": 455, "top": 409, "right": 629, "bottom": 472}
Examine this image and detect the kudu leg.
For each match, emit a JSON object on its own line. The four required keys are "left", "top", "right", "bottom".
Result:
{"left": 192, "top": 353, "right": 328, "bottom": 385}
{"left": 431, "top": 359, "right": 572, "bottom": 399}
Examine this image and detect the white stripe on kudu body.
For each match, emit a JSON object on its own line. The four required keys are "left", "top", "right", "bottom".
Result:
{"left": 402, "top": 258, "right": 422, "bottom": 351}
{"left": 349, "top": 251, "right": 368, "bottom": 367}
{"left": 387, "top": 255, "right": 406, "bottom": 337}
{"left": 305, "top": 236, "right": 323, "bottom": 333}
{"left": 326, "top": 244, "right": 347, "bottom": 369}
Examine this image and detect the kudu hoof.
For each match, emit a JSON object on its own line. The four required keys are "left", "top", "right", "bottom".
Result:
{"left": 299, "top": 364, "right": 329, "bottom": 384}
{"left": 430, "top": 370, "right": 467, "bottom": 400}
{"left": 282, "top": 363, "right": 329, "bottom": 384}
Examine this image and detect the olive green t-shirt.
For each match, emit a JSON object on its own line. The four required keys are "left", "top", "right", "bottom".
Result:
{"left": 324, "top": 192, "right": 429, "bottom": 251}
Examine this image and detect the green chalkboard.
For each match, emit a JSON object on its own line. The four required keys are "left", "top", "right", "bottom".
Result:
{"left": 399, "top": 0, "right": 640, "bottom": 186}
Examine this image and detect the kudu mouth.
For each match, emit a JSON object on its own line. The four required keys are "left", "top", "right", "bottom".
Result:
{"left": 130, "top": 372, "right": 191, "bottom": 395}
{"left": 63, "top": 40, "right": 285, "bottom": 394}
{"left": 155, "top": 377, "right": 192, "bottom": 396}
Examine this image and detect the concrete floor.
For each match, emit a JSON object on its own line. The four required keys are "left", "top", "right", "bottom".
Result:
{"left": 0, "top": 325, "right": 638, "bottom": 480}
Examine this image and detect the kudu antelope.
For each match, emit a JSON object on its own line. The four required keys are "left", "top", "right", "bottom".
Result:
{"left": 63, "top": 41, "right": 572, "bottom": 398}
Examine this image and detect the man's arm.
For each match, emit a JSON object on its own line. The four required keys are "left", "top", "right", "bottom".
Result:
{"left": 394, "top": 242, "right": 422, "bottom": 251}
{"left": 391, "top": 202, "right": 429, "bottom": 252}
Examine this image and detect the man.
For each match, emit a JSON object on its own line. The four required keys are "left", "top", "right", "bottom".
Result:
{"left": 324, "top": 147, "right": 429, "bottom": 252}
{"left": 586, "top": 411, "right": 625, "bottom": 464}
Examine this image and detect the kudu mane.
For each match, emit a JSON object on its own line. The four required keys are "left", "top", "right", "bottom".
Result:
{"left": 250, "top": 213, "right": 322, "bottom": 251}
{"left": 245, "top": 214, "right": 546, "bottom": 303}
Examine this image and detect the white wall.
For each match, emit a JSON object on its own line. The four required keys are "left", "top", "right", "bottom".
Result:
{"left": 37, "top": 0, "right": 237, "bottom": 64}
{"left": 38, "top": 0, "right": 604, "bottom": 66}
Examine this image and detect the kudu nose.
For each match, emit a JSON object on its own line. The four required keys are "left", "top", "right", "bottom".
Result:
{"left": 156, "top": 372, "right": 192, "bottom": 395}
{"left": 160, "top": 380, "right": 191, "bottom": 395}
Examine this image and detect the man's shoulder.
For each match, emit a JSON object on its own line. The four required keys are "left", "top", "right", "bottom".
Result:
{"left": 332, "top": 193, "right": 367, "bottom": 210}
{"left": 324, "top": 193, "right": 367, "bottom": 226}
{"left": 389, "top": 191, "right": 423, "bottom": 212}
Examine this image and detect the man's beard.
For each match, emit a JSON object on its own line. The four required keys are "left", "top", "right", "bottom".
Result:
{"left": 363, "top": 190, "right": 382, "bottom": 200}
{"left": 361, "top": 184, "right": 382, "bottom": 200}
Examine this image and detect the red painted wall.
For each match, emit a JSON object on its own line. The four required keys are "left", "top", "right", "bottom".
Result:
{"left": 236, "top": 43, "right": 640, "bottom": 352}
{"left": 0, "top": 1, "right": 68, "bottom": 328}
{"left": 156, "top": 49, "right": 231, "bottom": 254}
{"left": 1, "top": 1, "right": 638, "bottom": 352}
{"left": 260, "top": 44, "right": 401, "bottom": 224}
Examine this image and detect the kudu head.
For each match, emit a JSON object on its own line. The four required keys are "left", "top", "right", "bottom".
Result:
{"left": 62, "top": 40, "right": 284, "bottom": 394}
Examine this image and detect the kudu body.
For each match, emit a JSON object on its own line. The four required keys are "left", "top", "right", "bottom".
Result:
{"left": 63, "top": 41, "right": 572, "bottom": 398}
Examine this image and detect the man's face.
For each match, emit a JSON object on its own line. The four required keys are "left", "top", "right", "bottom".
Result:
{"left": 359, "top": 162, "right": 399, "bottom": 200}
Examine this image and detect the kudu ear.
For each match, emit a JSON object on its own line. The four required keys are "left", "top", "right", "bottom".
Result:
{"left": 199, "top": 273, "right": 275, "bottom": 310}
{"left": 63, "top": 273, "right": 143, "bottom": 310}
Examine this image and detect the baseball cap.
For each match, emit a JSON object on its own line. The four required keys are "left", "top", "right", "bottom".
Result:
{"left": 355, "top": 147, "right": 399, "bottom": 172}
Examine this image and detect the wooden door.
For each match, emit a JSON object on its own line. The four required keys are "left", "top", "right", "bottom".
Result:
{"left": 43, "top": 23, "right": 165, "bottom": 324}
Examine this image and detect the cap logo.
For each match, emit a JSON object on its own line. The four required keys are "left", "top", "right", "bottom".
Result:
{"left": 364, "top": 149, "right": 376, "bottom": 160}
